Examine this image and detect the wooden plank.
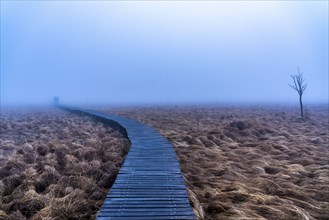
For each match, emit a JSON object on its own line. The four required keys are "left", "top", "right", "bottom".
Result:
{"left": 102, "top": 204, "right": 192, "bottom": 208}
{"left": 102, "top": 199, "right": 190, "bottom": 205}
{"left": 97, "top": 211, "right": 194, "bottom": 216}
{"left": 97, "top": 216, "right": 195, "bottom": 220}
{"left": 108, "top": 192, "right": 187, "bottom": 195}
{"left": 97, "top": 212, "right": 195, "bottom": 217}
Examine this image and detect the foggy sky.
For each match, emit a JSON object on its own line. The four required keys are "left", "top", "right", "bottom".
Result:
{"left": 1, "top": 1, "right": 328, "bottom": 106}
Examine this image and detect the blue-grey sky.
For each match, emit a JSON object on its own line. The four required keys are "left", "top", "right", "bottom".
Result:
{"left": 1, "top": 1, "right": 328, "bottom": 105}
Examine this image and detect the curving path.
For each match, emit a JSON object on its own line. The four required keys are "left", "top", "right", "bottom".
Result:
{"left": 61, "top": 106, "right": 195, "bottom": 220}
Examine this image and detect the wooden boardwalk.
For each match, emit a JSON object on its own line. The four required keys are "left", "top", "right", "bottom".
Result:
{"left": 61, "top": 107, "right": 195, "bottom": 220}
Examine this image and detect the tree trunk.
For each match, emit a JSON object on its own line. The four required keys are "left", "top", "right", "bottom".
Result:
{"left": 299, "top": 95, "right": 304, "bottom": 118}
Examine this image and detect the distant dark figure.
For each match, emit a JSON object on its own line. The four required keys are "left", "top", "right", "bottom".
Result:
{"left": 54, "top": 96, "right": 59, "bottom": 106}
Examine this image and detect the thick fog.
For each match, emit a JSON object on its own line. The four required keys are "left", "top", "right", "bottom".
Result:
{"left": 1, "top": 1, "right": 328, "bottom": 106}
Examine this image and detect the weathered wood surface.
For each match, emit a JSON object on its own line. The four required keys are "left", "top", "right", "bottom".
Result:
{"left": 61, "top": 107, "right": 195, "bottom": 220}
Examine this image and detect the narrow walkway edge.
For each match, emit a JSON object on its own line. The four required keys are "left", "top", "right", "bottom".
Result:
{"left": 60, "top": 106, "right": 195, "bottom": 220}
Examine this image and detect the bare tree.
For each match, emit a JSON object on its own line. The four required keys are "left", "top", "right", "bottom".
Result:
{"left": 289, "top": 66, "right": 307, "bottom": 118}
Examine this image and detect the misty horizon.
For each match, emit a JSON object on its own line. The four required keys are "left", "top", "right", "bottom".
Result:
{"left": 1, "top": 1, "right": 328, "bottom": 106}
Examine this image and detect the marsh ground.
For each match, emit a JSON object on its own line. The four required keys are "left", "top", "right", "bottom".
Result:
{"left": 0, "top": 107, "right": 130, "bottom": 219}
{"left": 1, "top": 105, "right": 328, "bottom": 220}
{"left": 102, "top": 105, "right": 329, "bottom": 220}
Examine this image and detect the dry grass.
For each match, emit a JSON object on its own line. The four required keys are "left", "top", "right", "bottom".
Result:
{"left": 2, "top": 105, "right": 327, "bottom": 220}
{"left": 102, "top": 105, "right": 329, "bottom": 220}
{"left": 0, "top": 107, "right": 130, "bottom": 219}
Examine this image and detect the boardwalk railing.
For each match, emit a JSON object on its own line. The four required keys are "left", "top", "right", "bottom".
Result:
{"left": 60, "top": 106, "right": 195, "bottom": 220}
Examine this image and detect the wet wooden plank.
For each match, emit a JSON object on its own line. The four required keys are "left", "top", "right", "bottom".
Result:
{"left": 97, "top": 216, "right": 195, "bottom": 220}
